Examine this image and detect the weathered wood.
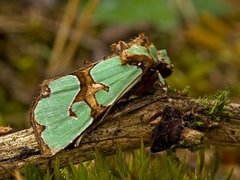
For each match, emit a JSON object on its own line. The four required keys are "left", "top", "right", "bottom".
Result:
{"left": 0, "top": 88, "right": 240, "bottom": 179}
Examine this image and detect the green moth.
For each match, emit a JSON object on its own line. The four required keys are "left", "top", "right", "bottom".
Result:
{"left": 30, "top": 34, "right": 173, "bottom": 156}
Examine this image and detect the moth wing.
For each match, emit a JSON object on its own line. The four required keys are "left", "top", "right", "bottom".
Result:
{"left": 75, "top": 57, "right": 144, "bottom": 146}
{"left": 32, "top": 55, "right": 146, "bottom": 156}
{"left": 31, "top": 75, "right": 94, "bottom": 156}
{"left": 90, "top": 56, "right": 143, "bottom": 107}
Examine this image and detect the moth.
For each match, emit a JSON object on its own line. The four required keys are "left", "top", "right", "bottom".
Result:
{"left": 30, "top": 34, "right": 173, "bottom": 156}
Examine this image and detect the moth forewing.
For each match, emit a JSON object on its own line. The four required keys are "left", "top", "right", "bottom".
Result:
{"left": 31, "top": 75, "right": 95, "bottom": 156}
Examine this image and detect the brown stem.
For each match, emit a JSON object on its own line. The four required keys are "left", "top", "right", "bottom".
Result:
{"left": 0, "top": 88, "right": 240, "bottom": 179}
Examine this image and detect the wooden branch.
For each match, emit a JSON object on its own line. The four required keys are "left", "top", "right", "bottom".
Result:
{"left": 0, "top": 87, "right": 240, "bottom": 179}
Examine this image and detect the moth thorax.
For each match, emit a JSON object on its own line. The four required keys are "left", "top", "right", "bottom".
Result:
{"left": 120, "top": 53, "right": 154, "bottom": 71}
{"left": 111, "top": 41, "right": 129, "bottom": 54}
{"left": 131, "top": 33, "right": 150, "bottom": 47}
{"left": 111, "top": 33, "right": 150, "bottom": 54}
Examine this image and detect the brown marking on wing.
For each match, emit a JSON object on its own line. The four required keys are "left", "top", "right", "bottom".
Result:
{"left": 120, "top": 52, "right": 154, "bottom": 71}
{"left": 111, "top": 33, "right": 150, "bottom": 54}
{"left": 30, "top": 80, "right": 53, "bottom": 156}
{"left": 70, "top": 66, "right": 109, "bottom": 119}
{"left": 111, "top": 33, "right": 156, "bottom": 72}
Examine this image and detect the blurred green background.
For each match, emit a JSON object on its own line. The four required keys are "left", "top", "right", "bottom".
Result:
{"left": 0, "top": 0, "right": 239, "bottom": 177}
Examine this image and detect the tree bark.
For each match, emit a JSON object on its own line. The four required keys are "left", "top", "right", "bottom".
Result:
{"left": 0, "top": 87, "right": 240, "bottom": 179}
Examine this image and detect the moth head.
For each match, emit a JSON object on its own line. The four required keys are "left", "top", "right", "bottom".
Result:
{"left": 148, "top": 44, "right": 174, "bottom": 78}
{"left": 157, "top": 49, "right": 174, "bottom": 78}
{"left": 114, "top": 34, "right": 174, "bottom": 77}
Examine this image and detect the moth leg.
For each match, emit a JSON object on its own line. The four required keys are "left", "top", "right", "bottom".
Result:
{"left": 156, "top": 71, "right": 165, "bottom": 85}
{"left": 74, "top": 135, "right": 83, "bottom": 147}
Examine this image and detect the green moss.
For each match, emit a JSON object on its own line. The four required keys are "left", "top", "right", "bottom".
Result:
{"left": 200, "top": 88, "right": 231, "bottom": 121}
{"left": 22, "top": 143, "right": 233, "bottom": 180}
{"left": 209, "top": 89, "right": 230, "bottom": 116}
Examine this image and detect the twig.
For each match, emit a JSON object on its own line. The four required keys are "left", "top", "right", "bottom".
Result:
{"left": 0, "top": 88, "right": 240, "bottom": 179}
